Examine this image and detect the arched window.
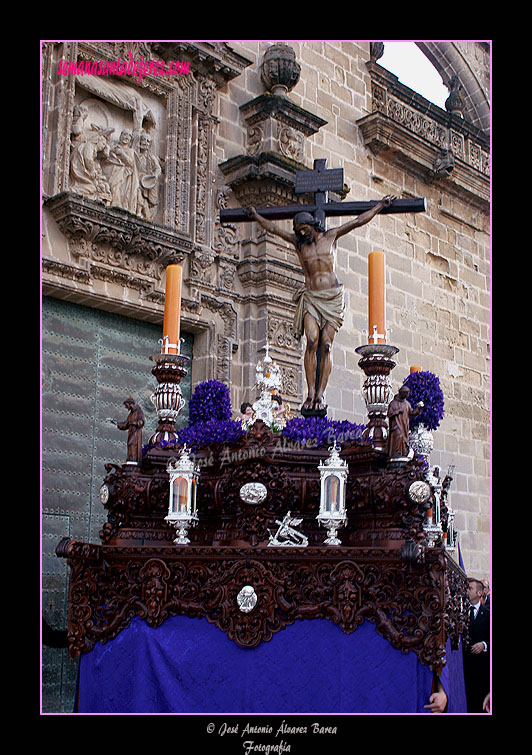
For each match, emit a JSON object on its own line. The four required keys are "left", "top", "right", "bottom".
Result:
{"left": 378, "top": 42, "right": 448, "bottom": 108}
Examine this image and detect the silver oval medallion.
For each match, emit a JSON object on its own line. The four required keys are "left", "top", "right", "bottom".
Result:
{"left": 408, "top": 480, "right": 431, "bottom": 504}
{"left": 237, "top": 585, "right": 258, "bottom": 613}
{"left": 239, "top": 482, "right": 267, "bottom": 505}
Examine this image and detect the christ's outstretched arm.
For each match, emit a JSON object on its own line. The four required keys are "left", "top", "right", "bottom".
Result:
{"left": 332, "top": 195, "right": 396, "bottom": 239}
{"left": 247, "top": 206, "right": 296, "bottom": 245}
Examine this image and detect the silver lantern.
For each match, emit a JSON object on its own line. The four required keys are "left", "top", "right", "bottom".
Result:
{"left": 165, "top": 445, "right": 199, "bottom": 544}
{"left": 317, "top": 442, "right": 348, "bottom": 545}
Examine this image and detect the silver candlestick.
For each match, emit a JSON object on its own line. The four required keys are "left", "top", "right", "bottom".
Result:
{"left": 148, "top": 351, "right": 190, "bottom": 447}
{"left": 355, "top": 343, "right": 399, "bottom": 452}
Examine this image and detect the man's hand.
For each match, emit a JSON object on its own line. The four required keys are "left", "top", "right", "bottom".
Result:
{"left": 424, "top": 690, "right": 448, "bottom": 713}
{"left": 471, "top": 642, "right": 486, "bottom": 654}
{"left": 380, "top": 194, "right": 396, "bottom": 207}
{"left": 246, "top": 206, "right": 258, "bottom": 219}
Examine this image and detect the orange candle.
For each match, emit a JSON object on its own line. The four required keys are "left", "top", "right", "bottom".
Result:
{"left": 368, "top": 251, "right": 385, "bottom": 344}
{"left": 162, "top": 264, "right": 182, "bottom": 354}
{"left": 410, "top": 365, "right": 422, "bottom": 373}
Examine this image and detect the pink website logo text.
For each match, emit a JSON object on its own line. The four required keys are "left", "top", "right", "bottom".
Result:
{"left": 57, "top": 51, "right": 190, "bottom": 85}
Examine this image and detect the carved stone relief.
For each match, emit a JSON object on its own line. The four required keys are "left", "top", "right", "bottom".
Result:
{"left": 278, "top": 363, "right": 299, "bottom": 400}
{"left": 366, "top": 65, "right": 490, "bottom": 185}
{"left": 70, "top": 76, "right": 164, "bottom": 221}
{"left": 247, "top": 125, "right": 263, "bottom": 156}
{"left": 267, "top": 313, "right": 299, "bottom": 352}
{"left": 136, "top": 130, "right": 163, "bottom": 220}
{"left": 189, "top": 248, "right": 216, "bottom": 284}
{"left": 278, "top": 124, "right": 304, "bottom": 162}
{"left": 266, "top": 315, "right": 302, "bottom": 402}
{"left": 216, "top": 334, "right": 232, "bottom": 384}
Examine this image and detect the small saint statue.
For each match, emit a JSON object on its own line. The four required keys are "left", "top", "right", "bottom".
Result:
{"left": 108, "top": 397, "right": 145, "bottom": 463}
{"left": 387, "top": 385, "right": 423, "bottom": 461}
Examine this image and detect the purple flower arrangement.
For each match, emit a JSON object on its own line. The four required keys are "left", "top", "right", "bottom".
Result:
{"left": 177, "top": 380, "right": 244, "bottom": 451}
{"left": 402, "top": 370, "right": 445, "bottom": 431}
{"left": 282, "top": 415, "right": 365, "bottom": 447}
{"left": 176, "top": 416, "right": 244, "bottom": 452}
{"left": 142, "top": 379, "right": 244, "bottom": 455}
{"left": 144, "top": 378, "right": 369, "bottom": 455}
{"left": 188, "top": 379, "right": 233, "bottom": 425}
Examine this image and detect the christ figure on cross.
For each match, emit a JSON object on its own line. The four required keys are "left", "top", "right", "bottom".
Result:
{"left": 248, "top": 195, "right": 395, "bottom": 413}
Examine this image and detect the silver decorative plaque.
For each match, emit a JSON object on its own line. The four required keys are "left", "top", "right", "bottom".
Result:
{"left": 237, "top": 585, "right": 258, "bottom": 613}
{"left": 408, "top": 480, "right": 431, "bottom": 504}
{"left": 239, "top": 482, "right": 267, "bottom": 505}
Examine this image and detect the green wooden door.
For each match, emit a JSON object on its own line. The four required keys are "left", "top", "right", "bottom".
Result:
{"left": 41, "top": 296, "right": 193, "bottom": 710}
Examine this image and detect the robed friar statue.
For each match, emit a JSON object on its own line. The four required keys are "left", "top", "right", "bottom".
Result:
{"left": 387, "top": 385, "right": 423, "bottom": 461}
{"left": 248, "top": 195, "right": 395, "bottom": 413}
{"left": 108, "top": 397, "right": 145, "bottom": 463}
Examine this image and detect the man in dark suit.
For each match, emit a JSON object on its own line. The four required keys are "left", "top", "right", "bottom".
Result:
{"left": 463, "top": 578, "right": 490, "bottom": 712}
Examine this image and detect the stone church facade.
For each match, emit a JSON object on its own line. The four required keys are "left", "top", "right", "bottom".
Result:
{"left": 41, "top": 40, "right": 490, "bottom": 711}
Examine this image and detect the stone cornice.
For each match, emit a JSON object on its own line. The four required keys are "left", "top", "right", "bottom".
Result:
{"left": 44, "top": 191, "right": 193, "bottom": 264}
{"left": 150, "top": 41, "right": 253, "bottom": 87}
{"left": 358, "top": 61, "right": 490, "bottom": 208}
{"left": 240, "top": 93, "right": 327, "bottom": 135}
{"left": 237, "top": 255, "right": 303, "bottom": 293}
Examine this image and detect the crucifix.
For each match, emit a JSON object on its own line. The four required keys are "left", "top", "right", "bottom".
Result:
{"left": 220, "top": 159, "right": 426, "bottom": 416}
{"left": 368, "top": 325, "right": 389, "bottom": 344}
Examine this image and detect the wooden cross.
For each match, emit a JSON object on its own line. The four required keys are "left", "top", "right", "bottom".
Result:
{"left": 220, "top": 158, "right": 426, "bottom": 230}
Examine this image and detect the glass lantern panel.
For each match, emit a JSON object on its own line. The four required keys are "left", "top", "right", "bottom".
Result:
{"left": 325, "top": 474, "right": 340, "bottom": 513}
{"left": 173, "top": 477, "right": 189, "bottom": 514}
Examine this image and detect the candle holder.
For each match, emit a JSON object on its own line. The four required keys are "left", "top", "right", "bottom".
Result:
{"left": 355, "top": 343, "right": 399, "bottom": 453}
{"left": 148, "top": 351, "right": 190, "bottom": 447}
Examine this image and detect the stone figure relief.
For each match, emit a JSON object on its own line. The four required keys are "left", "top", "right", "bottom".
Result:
{"left": 70, "top": 121, "right": 162, "bottom": 218}
{"left": 69, "top": 78, "right": 162, "bottom": 219}
{"left": 71, "top": 104, "right": 89, "bottom": 140}
{"left": 107, "top": 129, "right": 139, "bottom": 213}
{"left": 75, "top": 75, "right": 156, "bottom": 133}
{"left": 136, "top": 131, "right": 163, "bottom": 220}
{"left": 70, "top": 122, "right": 114, "bottom": 204}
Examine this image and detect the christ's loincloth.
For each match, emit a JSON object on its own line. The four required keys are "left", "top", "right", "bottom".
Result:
{"left": 292, "top": 284, "right": 345, "bottom": 339}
